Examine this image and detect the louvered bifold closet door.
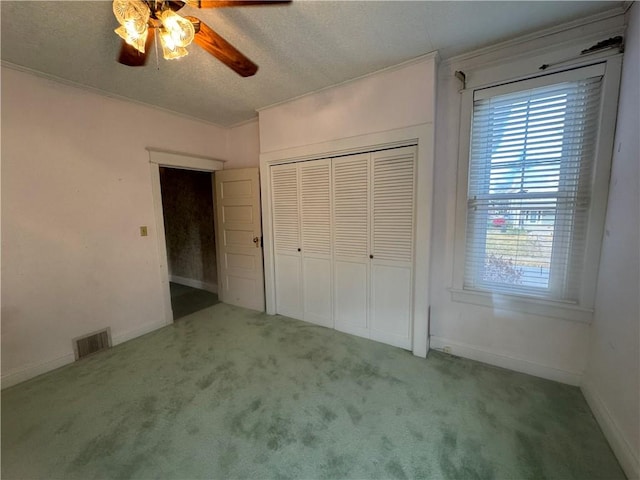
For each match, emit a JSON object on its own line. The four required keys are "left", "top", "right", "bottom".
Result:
{"left": 300, "top": 159, "right": 333, "bottom": 328}
{"left": 332, "top": 153, "right": 370, "bottom": 338}
{"left": 271, "top": 164, "right": 303, "bottom": 319}
{"left": 370, "top": 147, "right": 416, "bottom": 349}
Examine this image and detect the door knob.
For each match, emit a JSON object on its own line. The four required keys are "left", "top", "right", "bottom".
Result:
{"left": 253, "top": 236, "right": 260, "bottom": 248}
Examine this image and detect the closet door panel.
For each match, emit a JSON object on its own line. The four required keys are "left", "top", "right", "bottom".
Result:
{"left": 332, "top": 154, "right": 370, "bottom": 260}
{"left": 302, "top": 257, "right": 332, "bottom": 328}
{"left": 369, "top": 147, "right": 415, "bottom": 349}
{"left": 371, "top": 147, "right": 415, "bottom": 263}
{"left": 275, "top": 253, "right": 303, "bottom": 318}
{"left": 300, "top": 160, "right": 332, "bottom": 257}
{"left": 300, "top": 159, "right": 333, "bottom": 328}
{"left": 334, "top": 260, "right": 369, "bottom": 337}
{"left": 370, "top": 262, "right": 412, "bottom": 349}
{"left": 272, "top": 165, "right": 300, "bottom": 253}
{"left": 332, "top": 154, "right": 370, "bottom": 338}
{"left": 271, "top": 164, "right": 302, "bottom": 319}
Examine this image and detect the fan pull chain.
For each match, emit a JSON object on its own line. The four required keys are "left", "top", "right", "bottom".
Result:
{"left": 154, "top": 28, "right": 160, "bottom": 70}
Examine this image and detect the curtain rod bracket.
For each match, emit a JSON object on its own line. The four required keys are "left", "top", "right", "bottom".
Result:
{"left": 455, "top": 70, "right": 466, "bottom": 89}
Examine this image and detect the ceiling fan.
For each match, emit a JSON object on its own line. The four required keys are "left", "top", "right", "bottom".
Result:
{"left": 113, "top": 0, "right": 291, "bottom": 77}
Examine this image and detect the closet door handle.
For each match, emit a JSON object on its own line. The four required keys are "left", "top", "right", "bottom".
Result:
{"left": 369, "top": 254, "right": 374, "bottom": 259}
{"left": 253, "top": 237, "right": 260, "bottom": 248}
{"left": 298, "top": 248, "right": 301, "bottom": 252}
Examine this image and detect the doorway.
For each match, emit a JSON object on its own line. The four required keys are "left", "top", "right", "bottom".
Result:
{"left": 149, "top": 150, "right": 265, "bottom": 321}
{"left": 148, "top": 149, "right": 225, "bottom": 325}
{"left": 159, "top": 167, "right": 219, "bottom": 320}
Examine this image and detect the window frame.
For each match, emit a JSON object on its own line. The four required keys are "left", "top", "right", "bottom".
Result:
{"left": 451, "top": 56, "right": 623, "bottom": 322}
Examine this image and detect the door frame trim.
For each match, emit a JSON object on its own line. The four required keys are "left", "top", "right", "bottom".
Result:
{"left": 259, "top": 124, "right": 434, "bottom": 357}
{"left": 148, "top": 148, "right": 225, "bottom": 325}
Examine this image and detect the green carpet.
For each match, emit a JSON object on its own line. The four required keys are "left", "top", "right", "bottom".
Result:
{"left": 1, "top": 303, "right": 625, "bottom": 479}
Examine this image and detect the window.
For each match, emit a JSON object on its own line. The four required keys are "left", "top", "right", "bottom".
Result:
{"left": 453, "top": 61, "right": 621, "bottom": 315}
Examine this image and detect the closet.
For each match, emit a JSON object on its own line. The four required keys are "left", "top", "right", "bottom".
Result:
{"left": 270, "top": 145, "right": 416, "bottom": 350}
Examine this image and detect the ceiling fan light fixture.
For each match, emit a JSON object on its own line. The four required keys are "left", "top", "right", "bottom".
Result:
{"left": 114, "top": 23, "right": 149, "bottom": 53}
{"left": 113, "top": 0, "right": 150, "bottom": 53}
{"left": 158, "top": 10, "right": 195, "bottom": 48}
{"left": 159, "top": 29, "right": 189, "bottom": 60}
{"left": 113, "top": 0, "right": 150, "bottom": 27}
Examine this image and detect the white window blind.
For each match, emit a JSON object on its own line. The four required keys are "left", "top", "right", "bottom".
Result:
{"left": 464, "top": 68, "right": 603, "bottom": 302}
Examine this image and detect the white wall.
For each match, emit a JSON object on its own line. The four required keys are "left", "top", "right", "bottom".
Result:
{"left": 0, "top": 67, "right": 252, "bottom": 387}
{"left": 258, "top": 55, "right": 436, "bottom": 152}
{"left": 582, "top": 4, "right": 640, "bottom": 479}
{"left": 429, "top": 11, "right": 626, "bottom": 385}
{"left": 227, "top": 119, "right": 260, "bottom": 168}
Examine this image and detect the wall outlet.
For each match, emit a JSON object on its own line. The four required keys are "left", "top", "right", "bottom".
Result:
{"left": 140, "top": 226, "right": 148, "bottom": 237}
{"left": 442, "top": 346, "right": 452, "bottom": 354}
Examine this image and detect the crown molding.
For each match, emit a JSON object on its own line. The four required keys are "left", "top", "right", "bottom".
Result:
{"left": 1, "top": 60, "right": 233, "bottom": 129}
{"left": 441, "top": 6, "right": 626, "bottom": 69}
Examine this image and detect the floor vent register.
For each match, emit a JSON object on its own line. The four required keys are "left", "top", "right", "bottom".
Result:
{"left": 73, "top": 328, "right": 112, "bottom": 360}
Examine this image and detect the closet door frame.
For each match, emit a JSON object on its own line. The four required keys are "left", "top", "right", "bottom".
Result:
{"left": 260, "top": 124, "right": 434, "bottom": 358}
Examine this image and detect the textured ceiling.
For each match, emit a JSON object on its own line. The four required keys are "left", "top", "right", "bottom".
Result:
{"left": 1, "top": 1, "right": 625, "bottom": 127}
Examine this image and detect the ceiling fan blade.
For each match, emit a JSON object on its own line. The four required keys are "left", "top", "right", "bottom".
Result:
{"left": 166, "top": 1, "right": 187, "bottom": 11}
{"left": 117, "top": 32, "right": 155, "bottom": 67}
{"left": 193, "top": 1, "right": 291, "bottom": 7}
{"left": 187, "top": 17, "right": 258, "bottom": 77}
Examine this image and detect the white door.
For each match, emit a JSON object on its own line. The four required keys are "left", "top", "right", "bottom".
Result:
{"left": 214, "top": 168, "right": 265, "bottom": 311}
{"left": 271, "top": 164, "right": 303, "bottom": 318}
{"left": 300, "top": 159, "right": 333, "bottom": 328}
{"left": 369, "top": 147, "right": 415, "bottom": 349}
{"left": 332, "top": 153, "right": 370, "bottom": 338}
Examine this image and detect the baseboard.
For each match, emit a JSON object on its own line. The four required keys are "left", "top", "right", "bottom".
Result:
{"left": 1, "top": 319, "right": 168, "bottom": 390}
{"left": 169, "top": 275, "right": 217, "bottom": 294}
{"left": 582, "top": 379, "right": 640, "bottom": 480}
{"left": 111, "top": 319, "right": 168, "bottom": 346}
{"left": 429, "top": 336, "right": 582, "bottom": 386}
{"left": 1, "top": 353, "right": 75, "bottom": 390}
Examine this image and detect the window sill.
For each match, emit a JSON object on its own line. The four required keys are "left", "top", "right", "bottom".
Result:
{"left": 449, "top": 288, "right": 594, "bottom": 323}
